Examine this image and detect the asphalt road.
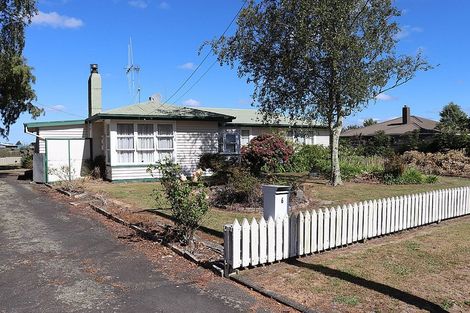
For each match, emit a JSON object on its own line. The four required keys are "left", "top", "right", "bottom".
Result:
{"left": 0, "top": 176, "right": 269, "bottom": 313}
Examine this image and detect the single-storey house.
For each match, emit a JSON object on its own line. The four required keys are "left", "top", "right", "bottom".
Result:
{"left": 341, "top": 106, "right": 438, "bottom": 146}
{"left": 24, "top": 64, "right": 328, "bottom": 182}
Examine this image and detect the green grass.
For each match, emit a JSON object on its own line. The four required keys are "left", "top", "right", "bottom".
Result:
{"left": 85, "top": 175, "right": 470, "bottom": 237}
{"left": 333, "top": 295, "right": 359, "bottom": 306}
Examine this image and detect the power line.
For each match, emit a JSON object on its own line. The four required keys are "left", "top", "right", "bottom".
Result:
{"left": 153, "top": 0, "right": 248, "bottom": 111}
{"left": 35, "top": 103, "right": 86, "bottom": 119}
{"left": 174, "top": 59, "right": 218, "bottom": 105}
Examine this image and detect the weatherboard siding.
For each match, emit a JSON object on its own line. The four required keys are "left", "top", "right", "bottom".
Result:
{"left": 176, "top": 121, "right": 219, "bottom": 174}
{"left": 38, "top": 125, "right": 86, "bottom": 153}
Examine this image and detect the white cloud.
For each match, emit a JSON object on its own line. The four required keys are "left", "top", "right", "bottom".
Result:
{"left": 178, "top": 62, "right": 195, "bottom": 70}
{"left": 49, "top": 104, "right": 66, "bottom": 111}
{"left": 375, "top": 93, "right": 396, "bottom": 101}
{"left": 32, "top": 11, "right": 84, "bottom": 28}
{"left": 128, "top": 0, "right": 148, "bottom": 9}
{"left": 183, "top": 99, "right": 201, "bottom": 107}
{"left": 159, "top": 1, "right": 170, "bottom": 9}
{"left": 395, "top": 25, "right": 423, "bottom": 40}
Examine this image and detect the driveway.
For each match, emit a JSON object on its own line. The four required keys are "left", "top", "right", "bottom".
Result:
{"left": 0, "top": 176, "right": 285, "bottom": 313}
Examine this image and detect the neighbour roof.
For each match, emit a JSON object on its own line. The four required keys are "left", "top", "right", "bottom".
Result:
{"left": 201, "top": 107, "right": 323, "bottom": 127}
{"left": 341, "top": 115, "right": 438, "bottom": 137}
{"left": 86, "top": 102, "right": 234, "bottom": 122}
{"left": 24, "top": 119, "right": 85, "bottom": 130}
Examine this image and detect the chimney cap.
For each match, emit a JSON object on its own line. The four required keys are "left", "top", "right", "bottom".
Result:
{"left": 90, "top": 64, "right": 99, "bottom": 73}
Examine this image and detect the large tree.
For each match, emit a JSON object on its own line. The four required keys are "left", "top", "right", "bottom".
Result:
{"left": 435, "top": 102, "right": 469, "bottom": 150}
{"left": 0, "top": 0, "right": 41, "bottom": 137}
{"left": 208, "top": 0, "right": 431, "bottom": 185}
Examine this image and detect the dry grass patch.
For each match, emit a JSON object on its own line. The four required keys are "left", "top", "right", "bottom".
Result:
{"left": 239, "top": 216, "right": 470, "bottom": 312}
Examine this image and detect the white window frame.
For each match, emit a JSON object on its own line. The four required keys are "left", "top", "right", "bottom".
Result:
{"left": 136, "top": 124, "right": 155, "bottom": 163}
{"left": 240, "top": 127, "right": 252, "bottom": 146}
{"left": 113, "top": 121, "right": 176, "bottom": 165}
{"left": 223, "top": 131, "right": 240, "bottom": 154}
{"left": 116, "top": 123, "right": 135, "bottom": 164}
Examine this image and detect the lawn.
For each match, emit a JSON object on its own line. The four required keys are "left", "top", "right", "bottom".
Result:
{"left": 238, "top": 214, "right": 470, "bottom": 312}
{"left": 83, "top": 176, "right": 470, "bottom": 237}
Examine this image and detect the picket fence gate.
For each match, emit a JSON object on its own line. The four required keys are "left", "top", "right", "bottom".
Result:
{"left": 223, "top": 187, "right": 470, "bottom": 274}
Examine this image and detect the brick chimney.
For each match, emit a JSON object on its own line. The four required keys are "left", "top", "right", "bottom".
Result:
{"left": 402, "top": 105, "right": 410, "bottom": 124}
{"left": 88, "top": 64, "right": 102, "bottom": 117}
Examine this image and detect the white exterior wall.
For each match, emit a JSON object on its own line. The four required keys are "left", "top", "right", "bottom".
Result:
{"left": 107, "top": 119, "right": 219, "bottom": 181}
{"left": 38, "top": 125, "right": 86, "bottom": 153}
{"left": 176, "top": 121, "right": 219, "bottom": 174}
{"left": 314, "top": 129, "right": 330, "bottom": 146}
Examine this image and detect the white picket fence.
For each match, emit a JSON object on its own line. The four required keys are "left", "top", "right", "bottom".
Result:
{"left": 224, "top": 187, "right": 470, "bottom": 272}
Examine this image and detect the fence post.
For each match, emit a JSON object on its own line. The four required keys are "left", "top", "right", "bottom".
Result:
{"left": 267, "top": 217, "right": 275, "bottom": 263}
{"left": 330, "top": 207, "right": 336, "bottom": 249}
{"left": 241, "top": 218, "right": 250, "bottom": 267}
{"left": 259, "top": 217, "right": 267, "bottom": 264}
{"left": 377, "top": 199, "right": 382, "bottom": 236}
{"left": 318, "top": 209, "right": 324, "bottom": 251}
{"left": 347, "top": 204, "right": 354, "bottom": 243}
{"left": 283, "top": 215, "right": 289, "bottom": 259}
{"left": 275, "top": 217, "right": 283, "bottom": 261}
{"left": 324, "top": 208, "right": 330, "bottom": 249}
{"left": 224, "top": 224, "right": 233, "bottom": 276}
{"left": 341, "top": 205, "right": 348, "bottom": 245}
{"left": 250, "top": 218, "right": 259, "bottom": 266}
{"left": 311, "top": 210, "right": 318, "bottom": 253}
{"left": 298, "top": 212, "right": 304, "bottom": 255}
{"left": 232, "top": 219, "right": 241, "bottom": 269}
{"left": 336, "top": 206, "right": 342, "bottom": 246}
{"left": 352, "top": 203, "right": 359, "bottom": 241}
{"left": 304, "top": 211, "right": 311, "bottom": 254}
{"left": 289, "top": 214, "right": 297, "bottom": 257}
{"left": 358, "top": 202, "right": 364, "bottom": 241}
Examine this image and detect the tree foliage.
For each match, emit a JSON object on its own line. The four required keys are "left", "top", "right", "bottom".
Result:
{"left": 207, "top": 0, "right": 431, "bottom": 185}
{"left": 435, "top": 102, "right": 469, "bottom": 150}
{"left": 363, "top": 118, "right": 378, "bottom": 127}
{"left": 0, "top": 0, "right": 41, "bottom": 137}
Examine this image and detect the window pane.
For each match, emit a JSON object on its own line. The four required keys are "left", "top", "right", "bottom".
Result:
{"left": 117, "top": 124, "right": 134, "bottom": 136}
{"left": 138, "top": 137, "right": 154, "bottom": 149}
{"left": 137, "top": 151, "right": 154, "bottom": 163}
{"left": 138, "top": 124, "right": 153, "bottom": 136}
{"left": 117, "top": 137, "right": 134, "bottom": 149}
{"left": 158, "top": 151, "right": 173, "bottom": 161}
{"left": 225, "top": 143, "right": 237, "bottom": 153}
{"left": 226, "top": 133, "right": 237, "bottom": 143}
{"left": 158, "top": 124, "right": 173, "bottom": 136}
{"left": 158, "top": 137, "right": 173, "bottom": 149}
{"left": 241, "top": 130, "right": 250, "bottom": 145}
{"left": 117, "top": 151, "right": 134, "bottom": 163}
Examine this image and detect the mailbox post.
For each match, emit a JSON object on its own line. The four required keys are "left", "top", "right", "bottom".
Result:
{"left": 262, "top": 185, "right": 291, "bottom": 220}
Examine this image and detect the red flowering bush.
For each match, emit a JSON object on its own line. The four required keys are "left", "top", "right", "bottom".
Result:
{"left": 241, "top": 133, "right": 294, "bottom": 175}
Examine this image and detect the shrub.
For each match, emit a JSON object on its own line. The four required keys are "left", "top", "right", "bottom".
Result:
{"left": 21, "top": 154, "right": 33, "bottom": 169}
{"left": 198, "top": 153, "right": 238, "bottom": 185}
{"left": 402, "top": 150, "right": 470, "bottom": 177}
{"left": 287, "top": 144, "right": 329, "bottom": 172}
{"left": 150, "top": 160, "right": 209, "bottom": 244}
{"left": 215, "top": 167, "right": 261, "bottom": 207}
{"left": 241, "top": 133, "right": 294, "bottom": 175}
{"left": 383, "top": 167, "right": 438, "bottom": 185}
{"left": 48, "top": 166, "right": 85, "bottom": 192}
{"left": 383, "top": 154, "right": 405, "bottom": 178}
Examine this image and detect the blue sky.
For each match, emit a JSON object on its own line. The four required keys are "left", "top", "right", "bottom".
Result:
{"left": 9, "top": 0, "right": 470, "bottom": 144}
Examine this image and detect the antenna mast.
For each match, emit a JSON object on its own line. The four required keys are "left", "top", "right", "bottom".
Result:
{"left": 125, "top": 37, "right": 141, "bottom": 103}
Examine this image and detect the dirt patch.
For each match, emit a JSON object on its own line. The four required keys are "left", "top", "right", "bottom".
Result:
{"left": 238, "top": 215, "right": 470, "bottom": 312}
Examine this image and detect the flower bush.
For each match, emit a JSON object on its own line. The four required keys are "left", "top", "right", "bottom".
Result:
{"left": 241, "top": 133, "right": 294, "bottom": 175}
{"left": 149, "top": 160, "right": 209, "bottom": 244}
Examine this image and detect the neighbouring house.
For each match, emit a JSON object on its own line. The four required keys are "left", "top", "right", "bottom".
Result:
{"left": 24, "top": 64, "right": 328, "bottom": 183}
{"left": 341, "top": 105, "right": 438, "bottom": 147}
{"left": 0, "top": 142, "right": 19, "bottom": 149}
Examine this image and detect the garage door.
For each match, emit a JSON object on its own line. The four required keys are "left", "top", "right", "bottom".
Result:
{"left": 46, "top": 138, "right": 91, "bottom": 183}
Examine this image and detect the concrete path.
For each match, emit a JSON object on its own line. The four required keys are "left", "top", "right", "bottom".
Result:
{"left": 0, "top": 176, "right": 278, "bottom": 313}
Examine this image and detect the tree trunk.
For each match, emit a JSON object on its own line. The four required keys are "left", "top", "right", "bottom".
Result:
{"left": 329, "top": 117, "right": 343, "bottom": 186}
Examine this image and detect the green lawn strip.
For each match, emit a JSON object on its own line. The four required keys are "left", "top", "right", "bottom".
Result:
{"left": 86, "top": 176, "right": 470, "bottom": 237}
{"left": 239, "top": 216, "right": 470, "bottom": 311}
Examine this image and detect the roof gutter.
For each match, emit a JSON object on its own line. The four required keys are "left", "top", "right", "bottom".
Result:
{"left": 23, "top": 124, "right": 44, "bottom": 140}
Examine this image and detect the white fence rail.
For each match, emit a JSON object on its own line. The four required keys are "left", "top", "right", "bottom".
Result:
{"left": 224, "top": 187, "right": 470, "bottom": 272}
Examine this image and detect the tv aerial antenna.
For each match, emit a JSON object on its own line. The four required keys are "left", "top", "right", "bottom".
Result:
{"left": 125, "top": 37, "right": 141, "bottom": 103}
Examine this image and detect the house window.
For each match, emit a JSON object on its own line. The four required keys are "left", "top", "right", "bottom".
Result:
{"left": 224, "top": 133, "right": 239, "bottom": 154}
{"left": 116, "top": 124, "right": 134, "bottom": 163}
{"left": 137, "top": 124, "right": 154, "bottom": 163}
{"left": 156, "top": 124, "right": 174, "bottom": 161}
{"left": 241, "top": 129, "right": 250, "bottom": 146}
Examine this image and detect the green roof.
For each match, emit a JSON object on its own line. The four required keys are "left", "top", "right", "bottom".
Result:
{"left": 87, "top": 102, "right": 234, "bottom": 122}
{"left": 24, "top": 119, "right": 85, "bottom": 130}
{"left": 201, "top": 107, "right": 323, "bottom": 127}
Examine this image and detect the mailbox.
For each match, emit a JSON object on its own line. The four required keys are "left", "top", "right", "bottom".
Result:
{"left": 262, "top": 185, "right": 291, "bottom": 220}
